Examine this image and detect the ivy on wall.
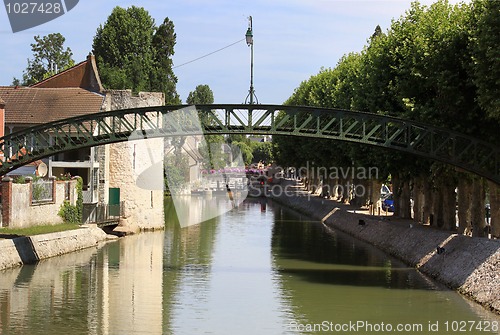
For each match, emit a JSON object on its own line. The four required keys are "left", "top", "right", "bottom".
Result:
{"left": 58, "top": 177, "right": 83, "bottom": 224}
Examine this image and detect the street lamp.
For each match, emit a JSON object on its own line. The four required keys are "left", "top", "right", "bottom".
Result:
{"left": 245, "top": 16, "right": 258, "bottom": 104}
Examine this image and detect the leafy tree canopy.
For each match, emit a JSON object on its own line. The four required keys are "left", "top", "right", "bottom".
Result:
{"left": 93, "top": 6, "right": 180, "bottom": 103}
{"left": 186, "top": 84, "right": 214, "bottom": 105}
{"left": 16, "top": 33, "right": 74, "bottom": 86}
{"left": 275, "top": 0, "right": 499, "bottom": 183}
{"left": 469, "top": 0, "right": 500, "bottom": 121}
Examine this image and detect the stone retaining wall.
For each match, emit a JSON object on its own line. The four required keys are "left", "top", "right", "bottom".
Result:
{"left": 0, "top": 226, "right": 108, "bottom": 271}
{"left": 270, "top": 181, "right": 500, "bottom": 315}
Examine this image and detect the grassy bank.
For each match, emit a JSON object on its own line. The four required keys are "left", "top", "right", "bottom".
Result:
{"left": 0, "top": 223, "right": 80, "bottom": 237}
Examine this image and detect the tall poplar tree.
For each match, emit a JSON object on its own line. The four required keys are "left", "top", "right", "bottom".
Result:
{"left": 469, "top": 0, "right": 500, "bottom": 121}
{"left": 92, "top": 6, "right": 179, "bottom": 103}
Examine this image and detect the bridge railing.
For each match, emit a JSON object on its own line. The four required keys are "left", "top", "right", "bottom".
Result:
{"left": 82, "top": 201, "right": 123, "bottom": 224}
{"left": 0, "top": 104, "right": 499, "bottom": 184}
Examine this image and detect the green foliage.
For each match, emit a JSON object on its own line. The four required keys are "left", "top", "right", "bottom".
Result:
{"left": 13, "top": 175, "right": 27, "bottom": 184}
{"left": 58, "top": 200, "right": 80, "bottom": 224}
{"left": 164, "top": 152, "right": 189, "bottom": 195}
{"left": 250, "top": 141, "right": 274, "bottom": 164}
{"left": 469, "top": 0, "right": 500, "bottom": 121}
{"left": 231, "top": 141, "right": 253, "bottom": 166}
{"left": 186, "top": 84, "right": 214, "bottom": 105}
{"left": 198, "top": 141, "right": 227, "bottom": 170}
{"left": 275, "top": 0, "right": 498, "bottom": 188}
{"left": 93, "top": 6, "right": 180, "bottom": 103}
{"left": 58, "top": 177, "right": 83, "bottom": 224}
{"left": 152, "top": 17, "right": 180, "bottom": 104}
{"left": 18, "top": 33, "right": 74, "bottom": 86}
{"left": 185, "top": 83, "right": 226, "bottom": 168}
{"left": 75, "top": 177, "right": 83, "bottom": 223}
{"left": 32, "top": 180, "right": 45, "bottom": 201}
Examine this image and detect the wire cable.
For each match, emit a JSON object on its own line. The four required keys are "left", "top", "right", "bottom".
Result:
{"left": 173, "top": 38, "right": 245, "bottom": 69}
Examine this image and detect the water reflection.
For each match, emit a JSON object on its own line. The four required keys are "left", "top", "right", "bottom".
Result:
{"left": 169, "top": 193, "right": 246, "bottom": 228}
{"left": 271, "top": 205, "right": 500, "bottom": 334}
{"left": 163, "top": 197, "right": 219, "bottom": 335}
{"left": 0, "top": 199, "right": 498, "bottom": 335}
{"left": 272, "top": 207, "right": 437, "bottom": 290}
{"left": 163, "top": 198, "right": 293, "bottom": 334}
{"left": 0, "top": 245, "right": 102, "bottom": 334}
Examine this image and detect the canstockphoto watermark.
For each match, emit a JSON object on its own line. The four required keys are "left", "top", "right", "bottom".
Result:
{"left": 4, "top": 0, "right": 79, "bottom": 33}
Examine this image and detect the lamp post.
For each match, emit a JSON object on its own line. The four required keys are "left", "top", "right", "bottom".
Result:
{"left": 245, "top": 16, "right": 258, "bottom": 104}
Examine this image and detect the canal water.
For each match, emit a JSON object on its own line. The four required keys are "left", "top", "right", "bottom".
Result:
{"left": 0, "top": 198, "right": 498, "bottom": 335}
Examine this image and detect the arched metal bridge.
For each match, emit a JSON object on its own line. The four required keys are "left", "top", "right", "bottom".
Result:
{"left": 0, "top": 104, "right": 498, "bottom": 184}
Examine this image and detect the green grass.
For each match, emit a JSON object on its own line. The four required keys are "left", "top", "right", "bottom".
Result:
{"left": 0, "top": 223, "right": 81, "bottom": 237}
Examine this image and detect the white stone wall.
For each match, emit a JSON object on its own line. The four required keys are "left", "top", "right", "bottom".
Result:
{"left": 0, "top": 225, "right": 107, "bottom": 268}
{"left": 9, "top": 180, "right": 76, "bottom": 228}
{"left": 104, "top": 90, "right": 165, "bottom": 229}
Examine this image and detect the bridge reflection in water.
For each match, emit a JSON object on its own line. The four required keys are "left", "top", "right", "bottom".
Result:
{"left": 0, "top": 199, "right": 498, "bottom": 335}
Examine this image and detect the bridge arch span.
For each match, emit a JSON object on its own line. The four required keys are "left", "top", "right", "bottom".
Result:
{"left": 0, "top": 104, "right": 498, "bottom": 184}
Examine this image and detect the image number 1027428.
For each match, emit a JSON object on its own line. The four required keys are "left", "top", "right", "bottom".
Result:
{"left": 3, "top": 0, "right": 79, "bottom": 33}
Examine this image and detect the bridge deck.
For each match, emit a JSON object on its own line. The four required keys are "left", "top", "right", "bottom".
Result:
{"left": 0, "top": 104, "right": 498, "bottom": 184}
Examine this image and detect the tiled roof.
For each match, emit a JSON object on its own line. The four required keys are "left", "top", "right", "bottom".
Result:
{"left": 0, "top": 86, "right": 104, "bottom": 125}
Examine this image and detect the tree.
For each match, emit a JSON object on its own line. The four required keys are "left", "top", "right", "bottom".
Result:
{"left": 164, "top": 149, "right": 189, "bottom": 196}
{"left": 17, "top": 33, "right": 74, "bottom": 85}
{"left": 231, "top": 141, "right": 253, "bottom": 166}
{"left": 93, "top": 6, "right": 179, "bottom": 102}
{"left": 152, "top": 18, "right": 180, "bottom": 104}
{"left": 186, "top": 84, "right": 214, "bottom": 105}
{"left": 250, "top": 141, "right": 274, "bottom": 164}
{"left": 186, "top": 84, "right": 227, "bottom": 169}
{"left": 469, "top": 0, "right": 500, "bottom": 121}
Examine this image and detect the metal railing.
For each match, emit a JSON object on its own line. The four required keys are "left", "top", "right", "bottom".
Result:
{"left": 0, "top": 104, "right": 498, "bottom": 184}
{"left": 31, "top": 179, "right": 53, "bottom": 203}
{"left": 82, "top": 201, "right": 123, "bottom": 224}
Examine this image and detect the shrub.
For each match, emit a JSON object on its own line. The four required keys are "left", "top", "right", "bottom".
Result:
{"left": 58, "top": 177, "right": 83, "bottom": 224}
{"left": 58, "top": 200, "right": 80, "bottom": 224}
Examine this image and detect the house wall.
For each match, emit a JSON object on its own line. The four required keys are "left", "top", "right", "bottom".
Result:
{"left": 0, "top": 98, "right": 4, "bottom": 161}
{"left": 104, "top": 90, "right": 165, "bottom": 230}
{"left": 1, "top": 178, "right": 77, "bottom": 228}
{"left": 0, "top": 98, "right": 5, "bottom": 138}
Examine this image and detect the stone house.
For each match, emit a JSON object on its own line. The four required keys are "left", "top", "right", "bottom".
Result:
{"left": 0, "top": 55, "right": 105, "bottom": 203}
{"left": 0, "top": 55, "right": 164, "bottom": 229}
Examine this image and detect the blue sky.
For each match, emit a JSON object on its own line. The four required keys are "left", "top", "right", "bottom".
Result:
{"left": 0, "top": 0, "right": 466, "bottom": 104}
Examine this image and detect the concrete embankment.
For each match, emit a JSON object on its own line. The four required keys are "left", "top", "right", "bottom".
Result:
{"left": 0, "top": 225, "right": 108, "bottom": 271}
{"left": 269, "top": 181, "right": 500, "bottom": 315}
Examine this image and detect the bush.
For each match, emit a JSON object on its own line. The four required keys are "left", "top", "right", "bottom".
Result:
{"left": 58, "top": 200, "right": 80, "bottom": 224}
{"left": 58, "top": 177, "right": 83, "bottom": 224}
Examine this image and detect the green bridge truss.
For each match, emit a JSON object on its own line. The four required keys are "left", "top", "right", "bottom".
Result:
{"left": 0, "top": 104, "right": 498, "bottom": 184}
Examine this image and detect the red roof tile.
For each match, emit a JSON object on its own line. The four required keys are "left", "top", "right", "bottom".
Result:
{"left": 0, "top": 86, "right": 104, "bottom": 125}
